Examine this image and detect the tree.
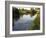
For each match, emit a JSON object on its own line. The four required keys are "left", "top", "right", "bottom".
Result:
{"left": 31, "top": 8, "right": 37, "bottom": 16}
{"left": 13, "top": 7, "right": 20, "bottom": 21}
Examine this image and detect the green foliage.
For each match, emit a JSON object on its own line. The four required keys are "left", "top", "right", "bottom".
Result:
{"left": 28, "top": 12, "right": 40, "bottom": 30}
{"left": 31, "top": 8, "right": 37, "bottom": 16}
{"left": 19, "top": 8, "right": 24, "bottom": 16}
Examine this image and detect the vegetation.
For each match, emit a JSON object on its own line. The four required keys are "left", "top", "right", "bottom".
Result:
{"left": 28, "top": 8, "right": 40, "bottom": 30}
{"left": 28, "top": 13, "right": 40, "bottom": 30}
{"left": 13, "top": 7, "right": 40, "bottom": 30}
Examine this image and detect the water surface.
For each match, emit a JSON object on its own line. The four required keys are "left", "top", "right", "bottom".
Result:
{"left": 13, "top": 14, "right": 37, "bottom": 31}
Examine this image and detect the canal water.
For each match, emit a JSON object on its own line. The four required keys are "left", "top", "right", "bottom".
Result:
{"left": 13, "top": 14, "right": 37, "bottom": 31}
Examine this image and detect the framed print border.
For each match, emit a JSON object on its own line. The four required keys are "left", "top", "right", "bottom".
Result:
{"left": 5, "top": 1, "right": 45, "bottom": 37}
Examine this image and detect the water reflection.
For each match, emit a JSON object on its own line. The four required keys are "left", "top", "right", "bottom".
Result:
{"left": 13, "top": 14, "right": 37, "bottom": 31}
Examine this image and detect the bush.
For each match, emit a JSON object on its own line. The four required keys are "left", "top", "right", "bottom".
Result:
{"left": 28, "top": 13, "right": 40, "bottom": 30}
